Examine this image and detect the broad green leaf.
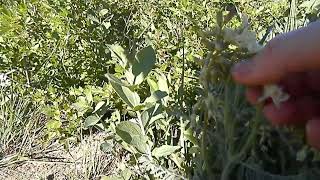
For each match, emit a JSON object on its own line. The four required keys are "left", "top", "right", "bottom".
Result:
{"left": 141, "top": 110, "right": 150, "bottom": 127}
{"left": 103, "top": 21, "right": 111, "bottom": 29}
{"left": 106, "top": 73, "right": 131, "bottom": 87}
{"left": 157, "top": 73, "right": 169, "bottom": 105}
{"left": 158, "top": 74, "right": 169, "bottom": 93}
{"left": 124, "top": 70, "right": 135, "bottom": 85}
{"left": 93, "top": 101, "right": 105, "bottom": 113}
{"left": 100, "top": 142, "right": 113, "bottom": 153}
{"left": 131, "top": 46, "right": 156, "bottom": 85}
{"left": 152, "top": 145, "right": 181, "bottom": 158}
{"left": 72, "top": 96, "right": 91, "bottom": 116}
{"left": 84, "top": 88, "right": 93, "bottom": 103}
{"left": 99, "top": 9, "right": 109, "bottom": 16}
{"left": 120, "top": 168, "right": 132, "bottom": 180}
{"left": 108, "top": 44, "right": 128, "bottom": 68}
{"left": 170, "top": 153, "right": 184, "bottom": 169}
{"left": 116, "top": 121, "right": 148, "bottom": 153}
{"left": 84, "top": 115, "right": 100, "bottom": 128}
{"left": 147, "top": 78, "right": 159, "bottom": 93}
{"left": 144, "top": 90, "right": 168, "bottom": 104}
{"left": 46, "top": 120, "right": 62, "bottom": 130}
{"left": 141, "top": 104, "right": 164, "bottom": 127}
{"left": 110, "top": 81, "right": 140, "bottom": 108}
{"left": 101, "top": 169, "right": 132, "bottom": 180}
{"left": 184, "top": 128, "right": 199, "bottom": 146}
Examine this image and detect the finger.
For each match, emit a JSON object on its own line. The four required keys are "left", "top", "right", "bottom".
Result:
{"left": 263, "top": 100, "right": 305, "bottom": 126}
{"left": 279, "top": 72, "right": 309, "bottom": 97}
{"left": 263, "top": 96, "right": 320, "bottom": 126}
{"left": 306, "top": 119, "right": 320, "bottom": 150}
{"left": 245, "top": 87, "right": 262, "bottom": 105}
{"left": 306, "top": 71, "right": 320, "bottom": 92}
{"left": 232, "top": 21, "right": 320, "bottom": 86}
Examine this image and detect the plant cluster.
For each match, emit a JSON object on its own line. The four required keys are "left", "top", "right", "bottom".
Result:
{"left": 1, "top": 0, "right": 320, "bottom": 179}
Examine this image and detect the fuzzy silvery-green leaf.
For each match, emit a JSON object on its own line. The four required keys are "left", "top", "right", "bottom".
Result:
{"left": 84, "top": 88, "right": 93, "bottom": 103}
{"left": 108, "top": 44, "right": 129, "bottom": 68}
{"left": 106, "top": 73, "right": 131, "bottom": 87}
{"left": 147, "top": 78, "right": 159, "bottom": 93}
{"left": 99, "top": 9, "right": 109, "bottom": 16}
{"left": 141, "top": 104, "right": 164, "bottom": 127}
{"left": 144, "top": 90, "right": 168, "bottom": 104}
{"left": 100, "top": 142, "right": 113, "bottom": 153}
{"left": 116, "top": 121, "right": 148, "bottom": 153}
{"left": 93, "top": 101, "right": 105, "bottom": 113}
{"left": 109, "top": 81, "right": 140, "bottom": 109}
{"left": 152, "top": 145, "right": 181, "bottom": 158}
{"left": 84, "top": 115, "right": 100, "bottom": 128}
{"left": 131, "top": 46, "right": 156, "bottom": 85}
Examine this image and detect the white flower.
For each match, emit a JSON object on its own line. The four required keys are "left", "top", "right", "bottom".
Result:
{"left": 224, "top": 27, "right": 262, "bottom": 54}
{"left": 258, "top": 85, "right": 290, "bottom": 108}
{"left": 0, "top": 73, "right": 11, "bottom": 87}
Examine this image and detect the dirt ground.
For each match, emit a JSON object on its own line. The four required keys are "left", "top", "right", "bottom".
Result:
{"left": 0, "top": 133, "right": 121, "bottom": 180}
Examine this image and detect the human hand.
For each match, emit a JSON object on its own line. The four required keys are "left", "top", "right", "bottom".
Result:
{"left": 231, "top": 21, "right": 320, "bottom": 149}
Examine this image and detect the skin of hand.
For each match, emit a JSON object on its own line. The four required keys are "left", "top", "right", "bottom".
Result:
{"left": 231, "top": 21, "right": 320, "bottom": 150}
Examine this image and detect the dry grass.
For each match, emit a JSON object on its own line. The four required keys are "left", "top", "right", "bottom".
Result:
{"left": 0, "top": 133, "right": 121, "bottom": 180}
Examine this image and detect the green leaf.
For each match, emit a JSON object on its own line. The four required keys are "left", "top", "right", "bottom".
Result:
{"left": 131, "top": 46, "right": 156, "bottom": 85}
{"left": 84, "top": 115, "right": 100, "bottom": 128}
{"left": 152, "top": 145, "right": 181, "bottom": 158}
{"left": 141, "top": 104, "right": 164, "bottom": 127}
{"left": 72, "top": 96, "right": 91, "bottom": 116}
{"left": 84, "top": 88, "right": 93, "bottom": 103}
{"left": 157, "top": 73, "right": 169, "bottom": 105}
{"left": 103, "top": 21, "right": 111, "bottom": 29}
{"left": 100, "top": 142, "right": 113, "bottom": 153}
{"left": 158, "top": 73, "right": 169, "bottom": 94}
{"left": 106, "top": 73, "right": 131, "bottom": 87}
{"left": 184, "top": 128, "right": 199, "bottom": 146}
{"left": 124, "top": 70, "right": 135, "bottom": 85}
{"left": 101, "top": 169, "right": 132, "bottom": 180}
{"left": 144, "top": 90, "right": 168, "bottom": 104}
{"left": 108, "top": 44, "right": 129, "bottom": 68}
{"left": 93, "top": 101, "right": 105, "bottom": 113}
{"left": 147, "top": 78, "right": 159, "bottom": 93}
{"left": 141, "top": 110, "right": 150, "bottom": 127}
{"left": 99, "top": 9, "right": 109, "bottom": 16}
{"left": 46, "top": 120, "right": 62, "bottom": 130}
{"left": 116, "top": 121, "right": 148, "bottom": 153}
{"left": 110, "top": 81, "right": 140, "bottom": 108}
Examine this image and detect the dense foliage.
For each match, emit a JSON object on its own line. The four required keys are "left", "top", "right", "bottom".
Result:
{"left": 1, "top": 0, "right": 320, "bottom": 179}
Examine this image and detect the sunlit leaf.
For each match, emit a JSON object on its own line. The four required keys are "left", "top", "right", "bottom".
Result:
{"left": 93, "top": 101, "right": 105, "bottom": 113}
{"left": 106, "top": 73, "right": 131, "bottom": 87}
{"left": 152, "top": 145, "right": 181, "bottom": 158}
{"left": 116, "top": 121, "right": 148, "bottom": 153}
{"left": 144, "top": 90, "right": 168, "bottom": 104}
{"left": 108, "top": 44, "right": 129, "bottom": 68}
{"left": 147, "top": 78, "right": 159, "bottom": 93}
{"left": 110, "top": 81, "right": 140, "bottom": 108}
{"left": 84, "top": 115, "right": 100, "bottom": 128}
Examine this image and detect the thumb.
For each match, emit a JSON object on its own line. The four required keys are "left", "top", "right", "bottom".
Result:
{"left": 232, "top": 21, "right": 320, "bottom": 86}
{"left": 306, "top": 119, "right": 320, "bottom": 150}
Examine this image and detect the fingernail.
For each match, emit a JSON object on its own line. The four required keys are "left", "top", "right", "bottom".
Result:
{"left": 232, "top": 60, "right": 255, "bottom": 76}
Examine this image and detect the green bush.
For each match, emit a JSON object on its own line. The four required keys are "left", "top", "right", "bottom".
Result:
{"left": 1, "top": 0, "right": 320, "bottom": 179}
